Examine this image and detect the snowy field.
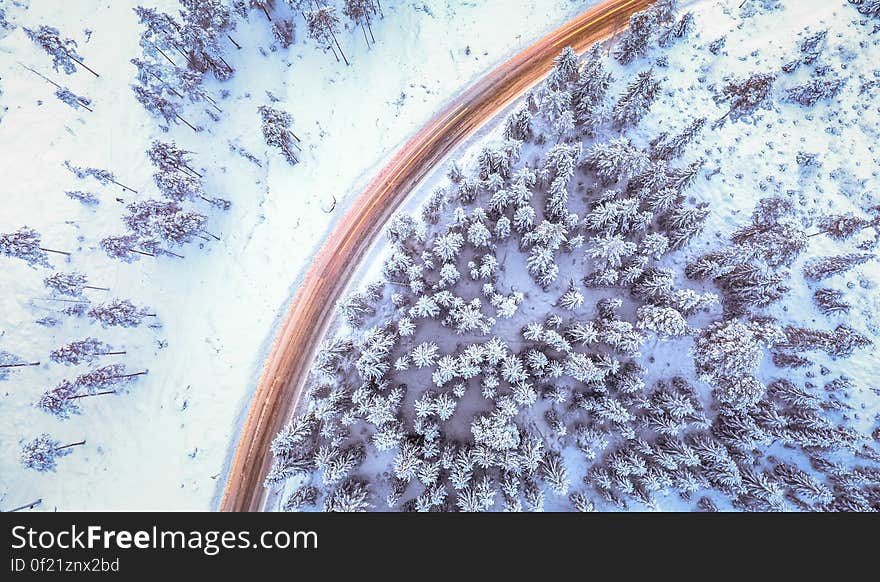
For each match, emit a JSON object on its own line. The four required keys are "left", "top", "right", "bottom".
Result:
{"left": 265, "top": 0, "right": 880, "bottom": 512}
{"left": 0, "top": 0, "right": 595, "bottom": 511}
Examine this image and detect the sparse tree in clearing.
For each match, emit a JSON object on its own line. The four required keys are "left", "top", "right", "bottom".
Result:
{"left": 344, "top": 0, "right": 378, "bottom": 48}
{"left": 715, "top": 72, "right": 776, "bottom": 124}
{"left": 272, "top": 19, "right": 295, "bottom": 49}
{"left": 783, "top": 30, "right": 826, "bottom": 73}
{"left": 20, "top": 434, "right": 84, "bottom": 472}
{"left": 132, "top": 85, "right": 197, "bottom": 131}
{"left": 87, "top": 299, "right": 156, "bottom": 328}
{"left": 63, "top": 161, "right": 136, "bottom": 192}
{"left": 558, "top": 283, "right": 584, "bottom": 311}
{"left": 50, "top": 338, "right": 124, "bottom": 366}
{"left": 813, "top": 288, "right": 850, "bottom": 315}
{"left": 250, "top": 0, "right": 275, "bottom": 21}
{"left": 614, "top": 9, "right": 659, "bottom": 65}
{"left": 0, "top": 227, "right": 66, "bottom": 268}
{"left": 65, "top": 190, "right": 99, "bottom": 205}
{"left": 36, "top": 380, "right": 84, "bottom": 419}
{"left": 814, "top": 213, "right": 875, "bottom": 241}
{"left": 44, "top": 272, "right": 109, "bottom": 297}
{"left": 658, "top": 12, "right": 694, "bottom": 47}
{"left": 100, "top": 234, "right": 157, "bottom": 262}
{"left": 1, "top": 351, "right": 40, "bottom": 380}
{"left": 307, "top": 6, "right": 348, "bottom": 66}
{"left": 24, "top": 25, "right": 98, "bottom": 76}
{"left": 785, "top": 76, "right": 846, "bottom": 107}
{"left": 54, "top": 86, "right": 93, "bottom": 112}
{"left": 650, "top": 117, "right": 706, "bottom": 160}
{"left": 75, "top": 364, "right": 147, "bottom": 393}
{"left": 258, "top": 105, "right": 299, "bottom": 165}
{"left": 612, "top": 68, "right": 661, "bottom": 127}
{"left": 803, "top": 253, "right": 874, "bottom": 281}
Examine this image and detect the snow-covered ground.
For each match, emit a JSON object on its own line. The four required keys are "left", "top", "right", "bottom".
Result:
{"left": 265, "top": 0, "right": 880, "bottom": 512}
{"left": 0, "top": 0, "right": 596, "bottom": 511}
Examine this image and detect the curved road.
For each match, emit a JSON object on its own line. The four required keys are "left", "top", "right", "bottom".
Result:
{"left": 221, "top": 0, "right": 653, "bottom": 512}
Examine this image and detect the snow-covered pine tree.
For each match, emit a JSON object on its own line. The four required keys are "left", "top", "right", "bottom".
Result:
{"left": 134, "top": 6, "right": 183, "bottom": 63}
{"left": 541, "top": 452, "right": 571, "bottom": 495}
{"left": 785, "top": 76, "right": 845, "bottom": 107}
{"left": 148, "top": 140, "right": 200, "bottom": 176}
{"left": 24, "top": 25, "right": 96, "bottom": 76}
{"left": 658, "top": 12, "right": 694, "bottom": 47}
{"left": 44, "top": 271, "right": 108, "bottom": 297}
{"left": 650, "top": 117, "right": 706, "bottom": 160}
{"left": 0, "top": 227, "right": 58, "bottom": 268}
{"left": 100, "top": 234, "right": 156, "bottom": 262}
{"left": 547, "top": 47, "right": 580, "bottom": 90}
{"left": 612, "top": 68, "right": 661, "bottom": 127}
{"left": 283, "top": 485, "right": 319, "bottom": 511}
{"left": 178, "top": 0, "right": 235, "bottom": 80}
{"left": 132, "top": 85, "right": 195, "bottom": 130}
{"left": 35, "top": 380, "right": 89, "bottom": 419}
{"left": 124, "top": 199, "right": 208, "bottom": 247}
{"left": 692, "top": 319, "right": 783, "bottom": 409}
{"left": 65, "top": 190, "right": 99, "bottom": 205}
{"left": 614, "top": 9, "right": 659, "bottom": 65}
{"left": 803, "top": 253, "right": 874, "bottom": 281}
{"left": 20, "top": 434, "right": 84, "bottom": 472}
{"left": 661, "top": 205, "right": 709, "bottom": 250}
{"left": 323, "top": 479, "right": 371, "bottom": 512}
{"left": 572, "top": 43, "right": 612, "bottom": 118}
{"left": 815, "top": 213, "right": 875, "bottom": 241}
{"left": 585, "top": 137, "right": 650, "bottom": 184}
{"left": 783, "top": 29, "right": 826, "bottom": 73}
{"left": 306, "top": 5, "right": 348, "bottom": 66}
{"left": 0, "top": 351, "right": 40, "bottom": 380}
{"left": 87, "top": 299, "right": 155, "bottom": 328}
{"left": 813, "top": 288, "right": 850, "bottom": 315}
{"left": 504, "top": 107, "right": 532, "bottom": 141}
{"left": 716, "top": 72, "right": 776, "bottom": 123}
{"left": 50, "top": 337, "right": 123, "bottom": 365}
{"left": 74, "top": 363, "right": 146, "bottom": 393}
{"left": 343, "top": 0, "right": 378, "bottom": 48}
{"left": 258, "top": 105, "right": 299, "bottom": 164}
{"left": 636, "top": 305, "right": 689, "bottom": 337}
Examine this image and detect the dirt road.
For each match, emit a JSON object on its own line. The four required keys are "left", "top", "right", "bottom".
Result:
{"left": 221, "top": 0, "right": 653, "bottom": 512}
